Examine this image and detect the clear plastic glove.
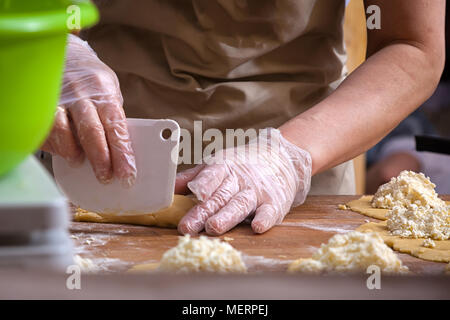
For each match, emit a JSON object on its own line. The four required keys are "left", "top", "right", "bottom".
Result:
{"left": 176, "top": 128, "right": 312, "bottom": 235}
{"left": 41, "top": 34, "right": 136, "bottom": 187}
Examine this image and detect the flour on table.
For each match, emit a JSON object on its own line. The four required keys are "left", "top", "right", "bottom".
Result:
{"left": 73, "top": 255, "right": 129, "bottom": 273}
{"left": 387, "top": 204, "right": 449, "bottom": 240}
{"left": 288, "top": 231, "right": 408, "bottom": 274}
{"left": 371, "top": 170, "right": 445, "bottom": 209}
{"left": 73, "top": 255, "right": 101, "bottom": 273}
{"left": 158, "top": 235, "right": 247, "bottom": 273}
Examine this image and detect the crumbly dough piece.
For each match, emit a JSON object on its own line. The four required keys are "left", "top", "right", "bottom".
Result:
{"left": 357, "top": 221, "right": 450, "bottom": 263}
{"left": 371, "top": 170, "right": 445, "bottom": 209}
{"left": 422, "top": 239, "right": 436, "bottom": 248}
{"left": 74, "top": 195, "right": 196, "bottom": 228}
{"left": 288, "top": 231, "right": 408, "bottom": 274}
{"left": 158, "top": 235, "right": 247, "bottom": 273}
{"left": 387, "top": 204, "right": 449, "bottom": 240}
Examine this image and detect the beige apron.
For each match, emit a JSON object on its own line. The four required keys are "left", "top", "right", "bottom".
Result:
{"left": 81, "top": 0, "right": 355, "bottom": 195}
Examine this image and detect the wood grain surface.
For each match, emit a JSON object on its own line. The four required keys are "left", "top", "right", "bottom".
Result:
{"left": 70, "top": 195, "right": 450, "bottom": 274}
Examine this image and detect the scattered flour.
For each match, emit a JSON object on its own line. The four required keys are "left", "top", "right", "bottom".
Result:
{"left": 73, "top": 255, "right": 101, "bottom": 273}
{"left": 73, "top": 255, "right": 128, "bottom": 273}
{"left": 281, "top": 221, "right": 354, "bottom": 234}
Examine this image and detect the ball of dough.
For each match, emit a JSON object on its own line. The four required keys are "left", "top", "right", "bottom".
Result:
{"left": 288, "top": 231, "right": 408, "bottom": 274}
{"left": 158, "top": 235, "right": 247, "bottom": 273}
{"left": 372, "top": 170, "right": 445, "bottom": 209}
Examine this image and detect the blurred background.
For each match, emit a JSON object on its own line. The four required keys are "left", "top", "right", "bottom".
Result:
{"left": 345, "top": 0, "right": 450, "bottom": 195}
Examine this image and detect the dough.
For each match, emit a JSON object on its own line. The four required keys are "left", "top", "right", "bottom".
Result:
{"left": 371, "top": 170, "right": 446, "bottom": 209}
{"left": 386, "top": 204, "right": 449, "bottom": 240}
{"left": 346, "top": 196, "right": 450, "bottom": 221}
{"left": 356, "top": 221, "right": 450, "bottom": 263}
{"left": 347, "top": 195, "right": 389, "bottom": 220}
{"left": 74, "top": 195, "right": 196, "bottom": 228}
{"left": 349, "top": 196, "right": 450, "bottom": 262}
{"left": 157, "top": 235, "right": 247, "bottom": 273}
{"left": 288, "top": 231, "right": 408, "bottom": 274}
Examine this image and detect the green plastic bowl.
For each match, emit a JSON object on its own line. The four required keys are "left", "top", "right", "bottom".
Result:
{"left": 0, "top": 0, "right": 98, "bottom": 177}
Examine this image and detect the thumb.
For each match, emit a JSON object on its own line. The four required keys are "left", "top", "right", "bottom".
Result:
{"left": 174, "top": 165, "right": 205, "bottom": 194}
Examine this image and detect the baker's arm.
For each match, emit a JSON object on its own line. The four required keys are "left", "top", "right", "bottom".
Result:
{"left": 174, "top": 0, "right": 445, "bottom": 236}
{"left": 279, "top": 0, "right": 445, "bottom": 175}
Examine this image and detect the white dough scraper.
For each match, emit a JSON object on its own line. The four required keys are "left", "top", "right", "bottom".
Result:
{"left": 53, "top": 118, "right": 180, "bottom": 215}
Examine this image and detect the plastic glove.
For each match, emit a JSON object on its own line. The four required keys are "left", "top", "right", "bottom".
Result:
{"left": 177, "top": 128, "right": 312, "bottom": 235}
{"left": 41, "top": 34, "right": 136, "bottom": 187}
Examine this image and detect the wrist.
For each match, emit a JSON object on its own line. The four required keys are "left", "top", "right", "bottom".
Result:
{"left": 278, "top": 122, "right": 323, "bottom": 175}
{"left": 260, "top": 128, "right": 312, "bottom": 205}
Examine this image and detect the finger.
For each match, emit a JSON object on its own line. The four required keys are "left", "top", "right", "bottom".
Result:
{"left": 251, "top": 204, "right": 281, "bottom": 234}
{"left": 97, "top": 99, "right": 137, "bottom": 188}
{"left": 205, "top": 189, "right": 257, "bottom": 236}
{"left": 187, "top": 164, "right": 227, "bottom": 201}
{"left": 69, "top": 100, "right": 112, "bottom": 184}
{"left": 175, "top": 165, "right": 205, "bottom": 194}
{"left": 43, "top": 107, "right": 84, "bottom": 166}
{"left": 178, "top": 176, "right": 239, "bottom": 235}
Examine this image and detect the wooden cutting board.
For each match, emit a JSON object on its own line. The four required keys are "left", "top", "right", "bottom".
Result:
{"left": 70, "top": 195, "right": 450, "bottom": 274}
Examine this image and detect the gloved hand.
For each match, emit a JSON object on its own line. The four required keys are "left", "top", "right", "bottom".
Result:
{"left": 176, "top": 128, "right": 312, "bottom": 235}
{"left": 41, "top": 34, "right": 136, "bottom": 187}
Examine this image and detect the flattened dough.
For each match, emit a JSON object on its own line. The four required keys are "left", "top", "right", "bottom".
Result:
{"left": 347, "top": 196, "right": 450, "bottom": 221}
{"left": 346, "top": 195, "right": 389, "bottom": 220}
{"left": 357, "top": 221, "right": 450, "bottom": 263}
{"left": 74, "top": 195, "right": 196, "bottom": 228}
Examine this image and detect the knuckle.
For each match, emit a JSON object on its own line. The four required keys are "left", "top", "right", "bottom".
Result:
{"left": 194, "top": 205, "right": 213, "bottom": 221}
{"left": 92, "top": 70, "right": 120, "bottom": 92}
{"left": 77, "top": 121, "right": 104, "bottom": 144}
{"left": 103, "top": 119, "right": 128, "bottom": 136}
{"left": 205, "top": 221, "right": 223, "bottom": 235}
{"left": 235, "top": 191, "right": 257, "bottom": 209}
{"left": 208, "top": 188, "right": 232, "bottom": 209}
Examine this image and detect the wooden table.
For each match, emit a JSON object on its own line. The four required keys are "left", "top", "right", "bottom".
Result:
{"left": 70, "top": 195, "right": 450, "bottom": 274}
